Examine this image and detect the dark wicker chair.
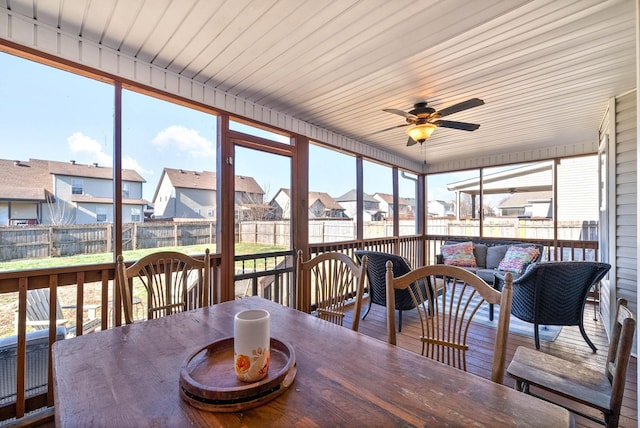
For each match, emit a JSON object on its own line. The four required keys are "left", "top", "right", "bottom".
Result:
{"left": 494, "top": 261, "right": 611, "bottom": 352}
{"left": 354, "top": 250, "right": 430, "bottom": 331}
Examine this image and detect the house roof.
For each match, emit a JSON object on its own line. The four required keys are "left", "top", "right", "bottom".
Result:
{"left": 271, "top": 189, "right": 344, "bottom": 211}
{"left": 1, "top": 1, "right": 634, "bottom": 173}
{"left": 497, "top": 191, "right": 553, "bottom": 209}
{"left": 335, "top": 189, "right": 377, "bottom": 203}
{"left": 162, "top": 168, "right": 265, "bottom": 194}
{"left": 309, "top": 191, "right": 344, "bottom": 211}
{"left": 0, "top": 159, "right": 51, "bottom": 200}
{"left": 48, "top": 160, "right": 145, "bottom": 182}
{"left": 374, "top": 192, "right": 410, "bottom": 206}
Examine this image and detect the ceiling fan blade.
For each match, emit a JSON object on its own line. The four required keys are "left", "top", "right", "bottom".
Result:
{"left": 435, "top": 120, "right": 480, "bottom": 131}
{"left": 436, "top": 98, "right": 484, "bottom": 117}
{"left": 383, "top": 108, "right": 417, "bottom": 120}
{"left": 367, "top": 123, "right": 409, "bottom": 136}
{"left": 406, "top": 136, "right": 417, "bottom": 146}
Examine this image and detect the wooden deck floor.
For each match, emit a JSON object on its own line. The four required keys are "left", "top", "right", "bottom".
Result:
{"left": 347, "top": 300, "right": 637, "bottom": 428}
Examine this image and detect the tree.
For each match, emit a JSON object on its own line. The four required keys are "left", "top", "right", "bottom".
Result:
{"left": 45, "top": 197, "right": 74, "bottom": 225}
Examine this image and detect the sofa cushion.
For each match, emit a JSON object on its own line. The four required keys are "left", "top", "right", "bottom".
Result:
{"left": 475, "top": 269, "right": 498, "bottom": 284}
{"left": 498, "top": 246, "right": 541, "bottom": 274}
{"left": 486, "top": 245, "right": 509, "bottom": 269}
{"left": 473, "top": 244, "right": 488, "bottom": 268}
{"left": 441, "top": 241, "right": 477, "bottom": 267}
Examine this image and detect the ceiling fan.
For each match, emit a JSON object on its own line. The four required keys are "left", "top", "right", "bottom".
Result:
{"left": 376, "top": 98, "right": 484, "bottom": 146}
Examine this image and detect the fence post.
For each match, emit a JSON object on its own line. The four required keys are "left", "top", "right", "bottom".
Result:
{"left": 133, "top": 223, "right": 138, "bottom": 250}
{"left": 106, "top": 224, "right": 112, "bottom": 253}
{"left": 48, "top": 226, "right": 54, "bottom": 257}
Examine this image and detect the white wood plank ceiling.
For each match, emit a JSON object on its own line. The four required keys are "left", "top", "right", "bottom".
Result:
{"left": 0, "top": 0, "right": 636, "bottom": 173}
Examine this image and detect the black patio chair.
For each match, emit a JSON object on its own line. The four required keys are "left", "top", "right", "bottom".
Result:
{"left": 494, "top": 261, "right": 611, "bottom": 352}
{"left": 354, "top": 250, "right": 431, "bottom": 331}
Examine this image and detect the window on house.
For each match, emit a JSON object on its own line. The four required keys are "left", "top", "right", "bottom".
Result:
{"left": 122, "top": 183, "right": 130, "bottom": 198}
{"left": 194, "top": 208, "right": 200, "bottom": 215}
{"left": 207, "top": 208, "right": 214, "bottom": 217}
{"left": 72, "top": 179, "right": 84, "bottom": 195}
{"left": 96, "top": 207, "right": 107, "bottom": 222}
{"left": 131, "top": 208, "right": 141, "bottom": 222}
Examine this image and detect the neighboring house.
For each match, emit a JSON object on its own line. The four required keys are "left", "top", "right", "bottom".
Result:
{"left": 270, "top": 189, "right": 348, "bottom": 220}
{"left": 335, "top": 190, "right": 385, "bottom": 221}
{"left": 497, "top": 191, "right": 553, "bottom": 218}
{"left": 427, "top": 200, "right": 456, "bottom": 217}
{"left": 152, "top": 168, "right": 266, "bottom": 220}
{"left": 143, "top": 200, "right": 154, "bottom": 219}
{"left": 373, "top": 193, "right": 414, "bottom": 220}
{"left": 0, "top": 158, "right": 146, "bottom": 225}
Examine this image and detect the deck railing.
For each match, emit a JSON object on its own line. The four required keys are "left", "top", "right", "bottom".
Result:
{"left": 0, "top": 235, "right": 598, "bottom": 424}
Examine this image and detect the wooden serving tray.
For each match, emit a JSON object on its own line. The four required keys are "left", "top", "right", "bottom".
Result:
{"left": 179, "top": 337, "right": 296, "bottom": 412}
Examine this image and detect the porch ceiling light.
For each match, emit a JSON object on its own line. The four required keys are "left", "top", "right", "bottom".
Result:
{"left": 406, "top": 123, "right": 437, "bottom": 144}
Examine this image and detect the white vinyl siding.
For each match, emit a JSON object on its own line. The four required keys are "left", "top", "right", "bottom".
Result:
{"left": 614, "top": 91, "right": 637, "bottom": 325}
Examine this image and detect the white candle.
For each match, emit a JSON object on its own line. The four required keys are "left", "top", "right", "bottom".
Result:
{"left": 234, "top": 309, "right": 270, "bottom": 382}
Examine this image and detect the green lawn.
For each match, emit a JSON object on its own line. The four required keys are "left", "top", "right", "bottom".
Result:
{"left": 0, "top": 243, "right": 289, "bottom": 272}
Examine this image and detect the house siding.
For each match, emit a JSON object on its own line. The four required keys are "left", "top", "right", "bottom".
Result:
{"left": 557, "top": 156, "right": 598, "bottom": 223}
{"left": 613, "top": 91, "right": 637, "bottom": 341}
{"left": 153, "top": 175, "right": 176, "bottom": 218}
{"left": 177, "top": 188, "right": 215, "bottom": 219}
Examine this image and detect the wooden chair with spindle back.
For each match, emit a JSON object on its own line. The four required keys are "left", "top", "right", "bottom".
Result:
{"left": 296, "top": 250, "right": 367, "bottom": 331}
{"left": 507, "top": 299, "right": 635, "bottom": 427}
{"left": 116, "top": 249, "right": 211, "bottom": 324}
{"left": 386, "top": 263, "right": 513, "bottom": 383}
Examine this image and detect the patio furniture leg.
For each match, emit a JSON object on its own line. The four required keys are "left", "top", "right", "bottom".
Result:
{"left": 579, "top": 320, "right": 597, "bottom": 353}
{"left": 361, "top": 297, "right": 373, "bottom": 320}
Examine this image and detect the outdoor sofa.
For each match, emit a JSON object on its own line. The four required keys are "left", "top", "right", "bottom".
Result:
{"left": 436, "top": 238, "right": 544, "bottom": 286}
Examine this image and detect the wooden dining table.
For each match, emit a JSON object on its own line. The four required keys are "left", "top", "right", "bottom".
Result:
{"left": 53, "top": 296, "right": 573, "bottom": 427}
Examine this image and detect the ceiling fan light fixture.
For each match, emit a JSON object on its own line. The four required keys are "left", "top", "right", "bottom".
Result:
{"left": 406, "top": 123, "right": 437, "bottom": 143}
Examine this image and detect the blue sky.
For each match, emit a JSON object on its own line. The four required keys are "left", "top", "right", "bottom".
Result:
{"left": 1, "top": 52, "right": 451, "bottom": 203}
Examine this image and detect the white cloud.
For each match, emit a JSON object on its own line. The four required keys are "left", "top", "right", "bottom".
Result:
{"left": 152, "top": 125, "right": 215, "bottom": 159}
{"left": 67, "top": 132, "right": 152, "bottom": 174}
{"left": 123, "top": 155, "right": 152, "bottom": 175}
{"left": 67, "top": 132, "right": 112, "bottom": 166}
